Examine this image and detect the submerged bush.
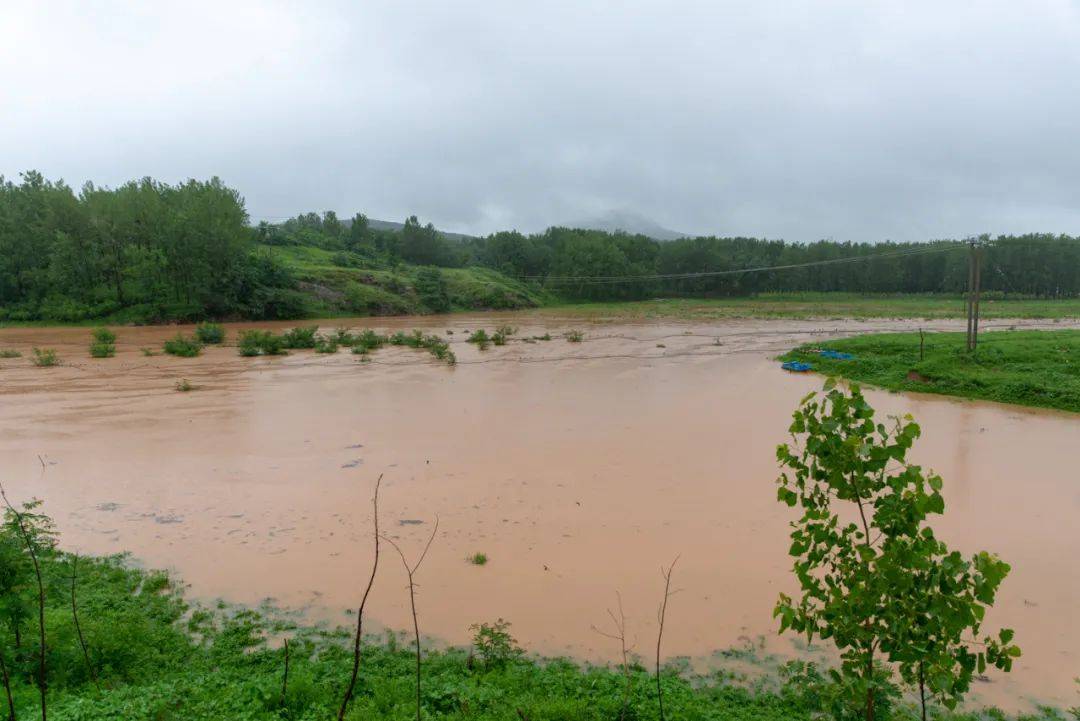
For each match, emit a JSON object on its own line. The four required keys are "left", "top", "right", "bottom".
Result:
{"left": 314, "top": 337, "right": 339, "bottom": 354}
{"left": 195, "top": 322, "right": 225, "bottom": 344}
{"left": 281, "top": 326, "right": 318, "bottom": 349}
{"left": 467, "top": 329, "right": 491, "bottom": 349}
{"left": 564, "top": 329, "right": 584, "bottom": 343}
{"left": 0, "top": 349, "right": 22, "bottom": 358}
{"left": 163, "top": 334, "right": 202, "bottom": 357}
{"left": 89, "top": 326, "right": 116, "bottom": 358}
{"left": 238, "top": 330, "right": 287, "bottom": 356}
{"left": 32, "top": 347, "right": 59, "bottom": 367}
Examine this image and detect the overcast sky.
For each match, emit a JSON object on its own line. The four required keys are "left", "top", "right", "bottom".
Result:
{"left": 3, "top": 1, "right": 1079, "bottom": 241}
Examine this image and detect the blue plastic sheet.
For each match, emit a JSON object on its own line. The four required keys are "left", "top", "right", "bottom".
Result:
{"left": 781, "top": 361, "right": 813, "bottom": 372}
{"left": 820, "top": 350, "right": 854, "bottom": 360}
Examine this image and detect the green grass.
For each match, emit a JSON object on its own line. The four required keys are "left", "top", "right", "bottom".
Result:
{"left": 468, "top": 552, "right": 489, "bottom": 566}
{"left": 781, "top": 329, "right": 1080, "bottom": 413}
{"left": 1, "top": 542, "right": 1064, "bottom": 721}
{"left": 546, "top": 294, "right": 1080, "bottom": 321}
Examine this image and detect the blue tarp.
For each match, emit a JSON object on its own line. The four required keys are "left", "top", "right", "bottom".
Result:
{"left": 820, "top": 350, "right": 854, "bottom": 360}
{"left": 781, "top": 361, "right": 813, "bottom": 372}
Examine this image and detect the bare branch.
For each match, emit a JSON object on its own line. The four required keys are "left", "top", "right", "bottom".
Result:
{"left": 655, "top": 556, "right": 679, "bottom": 721}
{"left": 337, "top": 474, "right": 383, "bottom": 720}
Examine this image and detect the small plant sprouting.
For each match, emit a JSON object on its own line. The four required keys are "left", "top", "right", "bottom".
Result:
{"left": 195, "top": 322, "right": 225, "bottom": 344}
{"left": 163, "top": 334, "right": 202, "bottom": 357}
{"left": 174, "top": 379, "right": 194, "bottom": 392}
{"left": 0, "top": 349, "right": 21, "bottom": 358}
{"left": 564, "top": 329, "right": 584, "bottom": 343}
{"left": 32, "top": 348, "right": 59, "bottom": 367}
{"left": 467, "top": 552, "right": 488, "bottom": 566}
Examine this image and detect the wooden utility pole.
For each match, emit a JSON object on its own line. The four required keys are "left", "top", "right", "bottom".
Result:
{"left": 965, "top": 238, "right": 983, "bottom": 353}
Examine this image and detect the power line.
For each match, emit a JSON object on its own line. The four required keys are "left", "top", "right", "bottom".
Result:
{"left": 522, "top": 243, "right": 964, "bottom": 285}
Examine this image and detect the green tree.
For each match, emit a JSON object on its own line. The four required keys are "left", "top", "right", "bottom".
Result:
{"left": 774, "top": 382, "right": 1018, "bottom": 720}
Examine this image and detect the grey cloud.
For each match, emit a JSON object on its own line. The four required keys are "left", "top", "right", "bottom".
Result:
{"left": 3, "top": 0, "right": 1080, "bottom": 241}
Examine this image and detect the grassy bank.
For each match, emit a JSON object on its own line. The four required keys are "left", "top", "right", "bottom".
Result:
{"left": 2, "top": 550, "right": 1069, "bottom": 721}
{"left": 781, "top": 329, "right": 1080, "bottom": 413}
{"left": 545, "top": 294, "right": 1080, "bottom": 321}
{"left": 266, "top": 245, "right": 547, "bottom": 318}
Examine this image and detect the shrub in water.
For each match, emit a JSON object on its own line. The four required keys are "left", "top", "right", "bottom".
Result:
{"left": 162, "top": 334, "right": 202, "bottom": 357}
{"left": 238, "top": 329, "right": 287, "bottom": 356}
{"left": 564, "top": 329, "right": 584, "bottom": 343}
{"left": 195, "top": 322, "right": 225, "bottom": 344}
{"left": 281, "top": 326, "right": 318, "bottom": 349}
{"left": 314, "top": 337, "right": 339, "bottom": 354}
{"left": 353, "top": 329, "right": 386, "bottom": 352}
{"left": 89, "top": 327, "right": 116, "bottom": 358}
{"left": 467, "top": 329, "right": 491, "bottom": 349}
{"left": 174, "top": 378, "right": 194, "bottom": 392}
{"left": 32, "top": 348, "right": 59, "bottom": 367}
{"left": 0, "top": 349, "right": 22, "bottom": 358}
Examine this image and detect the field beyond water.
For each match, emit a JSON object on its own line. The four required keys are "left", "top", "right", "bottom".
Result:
{"left": 546, "top": 294, "right": 1080, "bottom": 322}
{"left": 781, "top": 329, "right": 1080, "bottom": 413}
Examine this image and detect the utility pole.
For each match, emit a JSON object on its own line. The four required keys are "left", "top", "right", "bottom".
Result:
{"left": 965, "top": 238, "right": 983, "bottom": 353}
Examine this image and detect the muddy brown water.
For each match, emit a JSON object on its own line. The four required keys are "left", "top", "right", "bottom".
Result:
{"left": 0, "top": 314, "right": 1077, "bottom": 711}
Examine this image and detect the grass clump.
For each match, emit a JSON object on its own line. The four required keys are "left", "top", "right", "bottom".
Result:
{"left": 564, "top": 329, "right": 584, "bottom": 343}
{"left": 0, "top": 349, "right": 22, "bottom": 358}
{"left": 194, "top": 322, "right": 225, "bottom": 344}
{"left": 238, "top": 330, "right": 287, "bottom": 356}
{"left": 174, "top": 378, "right": 194, "bottom": 392}
{"left": 31, "top": 347, "right": 59, "bottom": 366}
{"left": 492, "top": 325, "right": 516, "bottom": 346}
{"left": 163, "top": 334, "right": 202, "bottom": 357}
{"left": 781, "top": 329, "right": 1080, "bottom": 413}
{"left": 89, "top": 327, "right": 116, "bottom": 358}
{"left": 467, "top": 552, "right": 489, "bottom": 566}
{"left": 314, "top": 337, "right": 339, "bottom": 354}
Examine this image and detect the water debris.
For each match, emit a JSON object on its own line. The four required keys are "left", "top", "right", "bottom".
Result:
{"left": 95, "top": 502, "right": 122, "bottom": 512}
{"left": 341, "top": 459, "right": 363, "bottom": 468}
{"left": 153, "top": 514, "right": 184, "bottom": 525}
{"left": 398, "top": 519, "right": 425, "bottom": 526}
{"left": 345, "top": 443, "right": 364, "bottom": 449}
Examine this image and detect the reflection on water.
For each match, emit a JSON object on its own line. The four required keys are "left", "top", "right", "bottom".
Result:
{"left": 0, "top": 314, "right": 1077, "bottom": 712}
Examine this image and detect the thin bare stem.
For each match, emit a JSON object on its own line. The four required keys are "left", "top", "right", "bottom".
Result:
{"left": 655, "top": 556, "right": 679, "bottom": 721}
{"left": 281, "top": 637, "right": 290, "bottom": 710}
{"left": 1, "top": 483, "right": 47, "bottom": 721}
{"left": 383, "top": 515, "right": 440, "bottom": 721}
{"left": 70, "top": 554, "right": 101, "bottom": 692}
{"left": 337, "top": 474, "right": 383, "bottom": 721}
{"left": 591, "top": 592, "right": 633, "bottom": 721}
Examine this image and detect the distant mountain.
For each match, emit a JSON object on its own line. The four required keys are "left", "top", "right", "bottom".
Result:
{"left": 564, "top": 210, "right": 687, "bottom": 241}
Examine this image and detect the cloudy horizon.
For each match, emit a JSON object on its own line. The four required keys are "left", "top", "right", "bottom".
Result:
{"left": 3, "top": 1, "right": 1080, "bottom": 242}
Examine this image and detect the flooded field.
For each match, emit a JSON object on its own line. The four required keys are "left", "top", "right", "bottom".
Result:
{"left": 0, "top": 313, "right": 1077, "bottom": 712}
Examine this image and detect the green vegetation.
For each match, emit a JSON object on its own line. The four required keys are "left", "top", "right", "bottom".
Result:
{"left": 781, "top": 330, "right": 1080, "bottom": 413}
{"left": 776, "top": 384, "right": 1019, "bottom": 720}
{"left": 174, "top": 379, "right": 194, "bottom": 392}
{"left": 140, "top": 347, "right": 157, "bottom": 357}
{"left": 31, "top": 348, "right": 58, "bottom": 367}
{"left": 467, "top": 552, "right": 489, "bottom": 566}
{"left": 314, "top": 337, "right": 339, "bottom": 354}
{"left": 238, "top": 330, "right": 287, "bottom": 357}
{"left": 545, "top": 294, "right": 1080, "bottom": 321}
{"left": 0, "top": 349, "right": 21, "bottom": 358}
{"left": 89, "top": 327, "right": 115, "bottom": 358}
{"left": 194, "top": 322, "right": 225, "bottom": 344}
{"left": 467, "top": 329, "right": 491, "bottom": 349}
{"left": 281, "top": 326, "right": 318, "bottom": 349}
{"left": 162, "top": 334, "right": 202, "bottom": 358}
{"left": 11, "top": 170, "right": 1080, "bottom": 326}
{"left": 563, "top": 329, "right": 584, "bottom": 343}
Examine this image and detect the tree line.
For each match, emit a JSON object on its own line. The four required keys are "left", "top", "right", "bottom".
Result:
{"left": 4, "top": 170, "right": 1080, "bottom": 322}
